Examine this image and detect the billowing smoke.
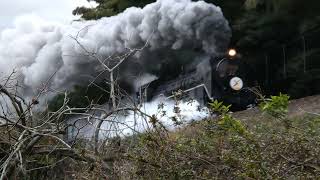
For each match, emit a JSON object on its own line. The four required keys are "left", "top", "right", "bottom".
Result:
{"left": 133, "top": 73, "right": 158, "bottom": 91}
{"left": 67, "top": 98, "right": 210, "bottom": 139}
{"left": 116, "top": 98, "right": 210, "bottom": 136}
{"left": 0, "top": 0, "right": 231, "bottom": 98}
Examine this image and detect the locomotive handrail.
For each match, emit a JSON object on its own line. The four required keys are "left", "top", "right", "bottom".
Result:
{"left": 215, "top": 58, "right": 227, "bottom": 71}
{"left": 165, "top": 83, "right": 213, "bottom": 101}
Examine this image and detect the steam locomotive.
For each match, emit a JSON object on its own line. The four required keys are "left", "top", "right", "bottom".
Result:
{"left": 65, "top": 49, "right": 257, "bottom": 142}
{"left": 210, "top": 49, "right": 257, "bottom": 110}
{"left": 136, "top": 49, "right": 257, "bottom": 111}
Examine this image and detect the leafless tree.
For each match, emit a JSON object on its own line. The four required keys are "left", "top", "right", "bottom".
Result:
{"left": 0, "top": 25, "right": 178, "bottom": 178}
{"left": 0, "top": 71, "right": 73, "bottom": 179}
{"left": 69, "top": 27, "right": 152, "bottom": 110}
{"left": 0, "top": 70, "right": 143, "bottom": 178}
{"left": 67, "top": 28, "right": 154, "bottom": 154}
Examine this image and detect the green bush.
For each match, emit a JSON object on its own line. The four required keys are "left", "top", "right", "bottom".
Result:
{"left": 259, "top": 93, "right": 290, "bottom": 119}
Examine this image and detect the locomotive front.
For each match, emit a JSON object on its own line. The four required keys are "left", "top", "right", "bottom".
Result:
{"left": 212, "top": 49, "right": 257, "bottom": 110}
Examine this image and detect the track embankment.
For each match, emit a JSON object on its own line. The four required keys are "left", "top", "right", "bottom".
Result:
{"left": 233, "top": 95, "right": 320, "bottom": 122}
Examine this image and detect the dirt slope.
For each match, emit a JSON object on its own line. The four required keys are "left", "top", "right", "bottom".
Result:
{"left": 232, "top": 95, "right": 320, "bottom": 121}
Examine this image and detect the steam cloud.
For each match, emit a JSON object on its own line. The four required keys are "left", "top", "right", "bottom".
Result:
{"left": 67, "top": 98, "right": 210, "bottom": 139}
{"left": 0, "top": 0, "right": 231, "bottom": 98}
{"left": 117, "top": 98, "right": 210, "bottom": 136}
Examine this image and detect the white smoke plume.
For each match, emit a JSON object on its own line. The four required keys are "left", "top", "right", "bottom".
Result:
{"left": 67, "top": 98, "right": 210, "bottom": 139}
{"left": 115, "top": 98, "right": 210, "bottom": 136}
{"left": 0, "top": 0, "right": 231, "bottom": 98}
{"left": 133, "top": 73, "right": 158, "bottom": 91}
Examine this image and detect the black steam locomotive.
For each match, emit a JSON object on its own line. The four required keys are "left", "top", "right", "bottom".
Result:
{"left": 137, "top": 49, "right": 257, "bottom": 110}
{"left": 210, "top": 49, "right": 257, "bottom": 110}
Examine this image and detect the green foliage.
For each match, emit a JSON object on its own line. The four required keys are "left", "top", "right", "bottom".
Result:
{"left": 289, "top": 70, "right": 320, "bottom": 99}
{"left": 209, "top": 100, "right": 247, "bottom": 136}
{"left": 233, "top": 0, "right": 320, "bottom": 99}
{"left": 73, "top": 0, "right": 247, "bottom": 21}
{"left": 48, "top": 82, "right": 110, "bottom": 112}
{"left": 205, "top": 0, "right": 246, "bottom": 23}
{"left": 209, "top": 100, "right": 231, "bottom": 114}
{"left": 259, "top": 93, "right": 289, "bottom": 119}
{"left": 73, "top": 0, "right": 155, "bottom": 20}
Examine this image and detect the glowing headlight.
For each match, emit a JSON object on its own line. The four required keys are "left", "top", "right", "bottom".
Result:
{"left": 228, "top": 49, "right": 237, "bottom": 57}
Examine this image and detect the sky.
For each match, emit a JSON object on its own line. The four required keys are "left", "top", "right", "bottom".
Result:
{"left": 0, "top": 0, "right": 97, "bottom": 31}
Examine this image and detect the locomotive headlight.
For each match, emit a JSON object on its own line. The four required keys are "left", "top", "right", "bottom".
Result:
{"left": 229, "top": 77, "right": 243, "bottom": 91}
{"left": 228, "top": 49, "right": 237, "bottom": 57}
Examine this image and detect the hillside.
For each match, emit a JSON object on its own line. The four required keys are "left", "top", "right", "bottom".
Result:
{"left": 2, "top": 87, "right": 320, "bottom": 179}
{"left": 234, "top": 94, "right": 320, "bottom": 121}
{"left": 72, "top": 94, "right": 320, "bottom": 179}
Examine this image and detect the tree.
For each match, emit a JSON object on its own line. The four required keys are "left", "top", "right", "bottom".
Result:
{"left": 0, "top": 71, "right": 78, "bottom": 179}
{"left": 0, "top": 70, "right": 149, "bottom": 179}
{"left": 69, "top": 32, "right": 150, "bottom": 109}
{"left": 73, "top": 0, "right": 246, "bottom": 23}
{"left": 48, "top": 82, "right": 110, "bottom": 112}
{"left": 73, "top": 0, "right": 154, "bottom": 20}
